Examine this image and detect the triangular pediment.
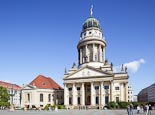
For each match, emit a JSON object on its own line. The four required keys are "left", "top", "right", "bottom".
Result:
{"left": 65, "top": 65, "right": 112, "bottom": 79}
{"left": 22, "top": 84, "right": 36, "bottom": 90}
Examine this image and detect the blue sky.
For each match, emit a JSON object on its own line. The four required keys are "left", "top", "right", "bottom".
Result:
{"left": 0, "top": 0, "right": 155, "bottom": 95}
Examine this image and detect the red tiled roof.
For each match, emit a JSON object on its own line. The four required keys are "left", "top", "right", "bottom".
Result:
{"left": 29, "top": 75, "right": 62, "bottom": 90}
{"left": 0, "top": 81, "right": 21, "bottom": 90}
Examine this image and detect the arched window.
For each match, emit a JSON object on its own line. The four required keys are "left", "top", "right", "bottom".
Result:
{"left": 40, "top": 93, "right": 43, "bottom": 102}
{"left": 48, "top": 94, "right": 51, "bottom": 102}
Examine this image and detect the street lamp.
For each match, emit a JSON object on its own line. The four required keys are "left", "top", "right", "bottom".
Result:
{"left": 9, "top": 85, "right": 15, "bottom": 111}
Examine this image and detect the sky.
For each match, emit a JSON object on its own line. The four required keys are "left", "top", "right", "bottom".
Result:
{"left": 0, "top": 0, "right": 155, "bottom": 95}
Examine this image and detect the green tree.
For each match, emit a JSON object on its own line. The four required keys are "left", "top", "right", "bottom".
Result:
{"left": 0, "top": 86, "right": 10, "bottom": 107}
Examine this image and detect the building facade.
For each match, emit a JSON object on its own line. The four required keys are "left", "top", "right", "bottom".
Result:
{"left": 21, "top": 75, "right": 63, "bottom": 109}
{"left": 138, "top": 83, "right": 155, "bottom": 102}
{"left": 128, "top": 85, "right": 133, "bottom": 102}
{"left": 63, "top": 7, "right": 129, "bottom": 109}
{"left": 133, "top": 95, "right": 138, "bottom": 102}
{"left": 0, "top": 81, "right": 21, "bottom": 107}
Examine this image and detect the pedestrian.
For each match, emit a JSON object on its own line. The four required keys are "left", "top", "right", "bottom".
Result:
{"left": 127, "top": 105, "right": 130, "bottom": 115}
{"left": 143, "top": 105, "right": 146, "bottom": 113}
{"left": 137, "top": 105, "right": 140, "bottom": 114}
{"left": 145, "top": 104, "right": 149, "bottom": 115}
{"left": 130, "top": 104, "right": 134, "bottom": 115}
{"left": 148, "top": 104, "right": 152, "bottom": 115}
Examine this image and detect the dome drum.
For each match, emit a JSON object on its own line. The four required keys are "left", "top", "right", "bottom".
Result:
{"left": 77, "top": 11, "right": 106, "bottom": 67}
{"left": 77, "top": 39, "right": 106, "bottom": 49}
{"left": 80, "top": 28, "right": 103, "bottom": 40}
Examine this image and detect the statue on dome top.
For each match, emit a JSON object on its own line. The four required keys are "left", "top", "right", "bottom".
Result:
{"left": 90, "top": 5, "right": 93, "bottom": 17}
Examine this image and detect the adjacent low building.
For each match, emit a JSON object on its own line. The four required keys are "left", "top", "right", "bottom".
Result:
{"left": 128, "top": 85, "right": 133, "bottom": 102}
{"left": 138, "top": 83, "right": 155, "bottom": 102}
{"left": 133, "top": 95, "right": 138, "bottom": 102}
{"left": 21, "top": 75, "right": 63, "bottom": 109}
{"left": 0, "top": 81, "right": 21, "bottom": 107}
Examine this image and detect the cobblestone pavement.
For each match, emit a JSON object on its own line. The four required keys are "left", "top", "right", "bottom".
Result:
{"left": 0, "top": 109, "right": 155, "bottom": 115}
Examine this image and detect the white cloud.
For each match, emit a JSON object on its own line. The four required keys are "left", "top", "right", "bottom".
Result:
{"left": 113, "top": 58, "right": 146, "bottom": 73}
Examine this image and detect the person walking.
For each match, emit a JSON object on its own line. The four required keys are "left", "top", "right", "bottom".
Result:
{"left": 130, "top": 104, "right": 134, "bottom": 115}
{"left": 137, "top": 105, "right": 140, "bottom": 114}
{"left": 148, "top": 104, "right": 152, "bottom": 115}
{"left": 127, "top": 105, "right": 131, "bottom": 115}
{"left": 145, "top": 104, "right": 149, "bottom": 115}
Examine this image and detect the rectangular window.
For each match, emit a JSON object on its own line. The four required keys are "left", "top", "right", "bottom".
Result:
{"left": 68, "top": 87, "right": 72, "bottom": 91}
{"left": 48, "top": 94, "right": 51, "bottom": 102}
{"left": 95, "top": 86, "right": 99, "bottom": 90}
{"left": 27, "top": 94, "right": 30, "bottom": 102}
{"left": 57, "top": 95, "right": 59, "bottom": 99}
{"left": 40, "top": 94, "right": 43, "bottom": 102}
{"left": 115, "top": 87, "right": 119, "bottom": 90}
{"left": 116, "top": 97, "right": 119, "bottom": 102}
{"left": 104, "top": 86, "right": 109, "bottom": 90}
{"left": 77, "top": 87, "right": 80, "bottom": 90}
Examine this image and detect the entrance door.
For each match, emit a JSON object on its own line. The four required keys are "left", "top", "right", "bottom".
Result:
{"left": 87, "top": 96, "right": 90, "bottom": 105}
{"left": 105, "top": 96, "right": 109, "bottom": 104}
{"left": 96, "top": 96, "right": 99, "bottom": 105}
{"left": 77, "top": 97, "right": 80, "bottom": 105}
{"left": 69, "top": 97, "right": 72, "bottom": 105}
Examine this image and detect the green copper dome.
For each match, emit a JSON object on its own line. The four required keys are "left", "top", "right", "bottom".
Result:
{"left": 83, "top": 17, "right": 101, "bottom": 30}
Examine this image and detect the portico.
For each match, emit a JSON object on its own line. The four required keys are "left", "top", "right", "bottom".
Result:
{"left": 64, "top": 78, "right": 128, "bottom": 108}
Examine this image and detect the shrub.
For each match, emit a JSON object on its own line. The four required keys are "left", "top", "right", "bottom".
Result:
{"left": 44, "top": 104, "right": 51, "bottom": 110}
{"left": 58, "top": 105, "right": 65, "bottom": 109}
{"left": 117, "top": 102, "right": 130, "bottom": 108}
{"left": 107, "top": 101, "right": 119, "bottom": 109}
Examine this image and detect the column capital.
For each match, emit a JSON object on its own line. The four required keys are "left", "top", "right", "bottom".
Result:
{"left": 64, "top": 83, "right": 67, "bottom": 86}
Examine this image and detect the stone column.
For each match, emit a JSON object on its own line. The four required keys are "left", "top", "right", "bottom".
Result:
{"left": 110, "top": 81, "right": 114, "bottom": 101}
{"left": 92, "top": 44, "right": 95, "bottom": 61}
{"left": 72, "top": 83, "right": 76, "bottom": 105}
{"left": 80, "top": 49, "right": 82, "bottom": 64}
{"left": 101, "top": 46, "right": 103, "bottom": 62}
{"left": 64, "top": 83, "right": 68, "bottom": 105}
{"left": 81, "top": 83, "right": 85, "bottom": 105}
{"left": 120, "top": 83, "right": 124, "bottom": 101}
{"left": 86, "top": 45, "right": 90, "bottom": 62}
{"left": 99, "top": 45, "right": 102, "bottom": 62}
{"left": 125, "top": 82, "right": 128, "bottom": 102}
{"left": 108, "top": 82, "right": 110, "bottom": 102}
{"left": 103, "top": 47, "right": 105, "bottom": 62}
{"left": 100, "top": 81, "right": 104, "bottom": 106}
{"left": 91, "top": 82, "right": 95, "bottom": 106}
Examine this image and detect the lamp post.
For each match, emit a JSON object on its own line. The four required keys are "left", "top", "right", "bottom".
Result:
{"left": 9, "top": 85, "right": 15, "bottom": 111}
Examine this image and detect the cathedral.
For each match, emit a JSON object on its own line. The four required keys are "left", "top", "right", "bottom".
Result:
{"left": 63, "top": 7, "right": 129, "bottom": 109}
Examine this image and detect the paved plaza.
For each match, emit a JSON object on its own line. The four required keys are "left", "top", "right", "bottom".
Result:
{"left": 0, "top": 109, "right": 155, "bottom": 115}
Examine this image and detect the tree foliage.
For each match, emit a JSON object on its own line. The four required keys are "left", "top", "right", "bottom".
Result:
{"left": 0, "top": 86, "right": 10, "bottom": 107}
